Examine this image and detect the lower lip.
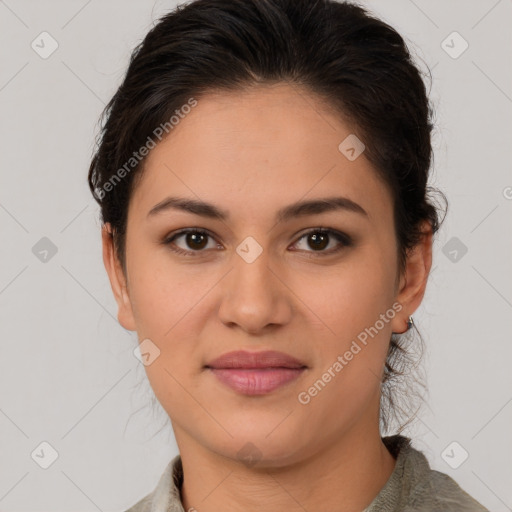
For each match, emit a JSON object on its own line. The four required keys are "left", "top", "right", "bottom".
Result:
{"left": 208, "top": 367, "right": 306, "bottom": 395}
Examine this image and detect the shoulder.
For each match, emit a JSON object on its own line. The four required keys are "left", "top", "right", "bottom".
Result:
{"left": 122, "top": 454, "right": 184, "bottom": 512}
{"left": 365, "top": 435, "right": 489, "bottom": 512}
{"left": 406, "top": 467, "right": 489, "bottom": 511}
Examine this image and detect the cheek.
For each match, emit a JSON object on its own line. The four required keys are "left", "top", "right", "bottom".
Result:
{"left": 127, "top": 248, "right": 212, "bottom": 337}
{"left": 292, "top": 258, "right": 395, "bottom": 341}
{"left": 287, "top": 256, "right": 397, "bottom": 407}
{"left": 293, "top": 265, "right": 394, "bottom": 428}
{"left": 126, "top": 249, "right": 215, "bottom": 381}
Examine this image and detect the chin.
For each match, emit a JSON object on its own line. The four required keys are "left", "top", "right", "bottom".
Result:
{"left": 205, "top": 428, "right": 306, "bottom": 469}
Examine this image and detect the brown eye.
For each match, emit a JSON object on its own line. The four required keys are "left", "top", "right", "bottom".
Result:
{"left": 307, "top": 232, "right": 329, "bottom": 251}
{"left": 185, "top": 232, "right": 208, "bottom": 250}
{"left": 164, "top": 229, "right": 220, "bottom": 255}
{"left": 292, "top": 228, "right": 353, "bottom": 255}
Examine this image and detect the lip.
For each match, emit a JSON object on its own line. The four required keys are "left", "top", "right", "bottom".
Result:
{"left": 208, "top": 367, "right": 306, "bottom": 395}
{"left": 205, "top": 350, "right": 308, "bottom": 396}
{"left": 205, "top": 350, "right": 307, "bottom": 370}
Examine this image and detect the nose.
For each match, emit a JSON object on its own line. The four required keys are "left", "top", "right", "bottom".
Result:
{"left": 217, "top": 249, "right": 293, "bottom": 335}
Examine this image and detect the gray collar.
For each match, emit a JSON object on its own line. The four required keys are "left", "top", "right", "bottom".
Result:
{"left": 126, "top": 435, "right": 488, "bottom": 512}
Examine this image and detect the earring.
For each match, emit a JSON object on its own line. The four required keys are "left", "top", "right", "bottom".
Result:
{"left": 392, "top": 315, "right": 414, "bottom": 335}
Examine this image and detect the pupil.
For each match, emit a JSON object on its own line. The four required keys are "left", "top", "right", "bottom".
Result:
{"left": 309, "top": 232, "right": 328, "bottom": 250}
{"left": 187, "top": 232, "right": 207, "bottom": 249}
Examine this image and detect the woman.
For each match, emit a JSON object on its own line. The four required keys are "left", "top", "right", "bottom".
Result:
{"left": 88, "top": 0, "right": 489, "bottom": 510}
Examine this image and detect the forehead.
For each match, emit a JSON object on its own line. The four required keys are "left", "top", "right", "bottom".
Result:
{"left": 129, "top": 84, "right": 393, "bottom": 228}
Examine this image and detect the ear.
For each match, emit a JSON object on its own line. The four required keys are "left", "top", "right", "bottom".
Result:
{"left": 391, "top": 220, "right": 433, "bottom": 334}
{"left": 101, "top": 223, "right": 137, "bottom": 332}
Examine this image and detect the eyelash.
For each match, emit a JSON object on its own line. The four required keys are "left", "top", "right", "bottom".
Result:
{"left": 162, "top": 228, "right": 353, "bottom": 258}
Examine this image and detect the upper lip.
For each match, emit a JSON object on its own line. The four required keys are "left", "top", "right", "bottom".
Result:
{"left": 205, "top": 350, "right": 307, "bottom": 369}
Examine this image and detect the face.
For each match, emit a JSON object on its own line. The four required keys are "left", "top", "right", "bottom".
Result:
{"left": 103, "top": 83, "right": 431, "bottom": 467}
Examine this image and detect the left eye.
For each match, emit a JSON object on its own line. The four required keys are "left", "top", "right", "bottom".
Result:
{"left": 291, "top": 229, "right": 352, "bottom": 254}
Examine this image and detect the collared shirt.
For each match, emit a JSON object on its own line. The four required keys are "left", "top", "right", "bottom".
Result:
{"left": 125, "top": 435, "right": 489, "bottom": 512}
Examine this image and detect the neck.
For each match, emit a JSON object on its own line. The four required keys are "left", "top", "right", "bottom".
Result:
{"left": 176, "top": 421, "right": 396, "bottom": 512}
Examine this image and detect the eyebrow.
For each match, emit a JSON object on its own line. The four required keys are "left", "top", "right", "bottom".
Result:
{"left": 147, "top": 195, "right": 368, "bottom": 222}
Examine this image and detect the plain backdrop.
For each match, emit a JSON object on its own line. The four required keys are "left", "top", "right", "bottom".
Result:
{"left": 1, "top": 0, "right": 511, "bottom": 510}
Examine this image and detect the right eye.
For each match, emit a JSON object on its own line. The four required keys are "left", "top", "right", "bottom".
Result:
{"left": 163, "top": 228, "right": 223, "bottom": 256}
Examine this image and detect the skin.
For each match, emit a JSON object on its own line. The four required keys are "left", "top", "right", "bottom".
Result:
{"left": 102, "top": 83, "right": 432, "bottom": 512}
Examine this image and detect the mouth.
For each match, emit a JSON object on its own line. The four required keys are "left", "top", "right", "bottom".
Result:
{"left": 205, "top": 349, "right": 307, "bottom": 370}
{"left": 204, "top": 350, "right": 308, "bottom": 395}
{"left": 206, "top": 367, "right": 307, "bottom": 395}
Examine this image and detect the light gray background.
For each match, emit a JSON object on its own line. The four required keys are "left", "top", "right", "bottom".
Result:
{"left": 1, "top": 0, "right": 511, "bottom": 510}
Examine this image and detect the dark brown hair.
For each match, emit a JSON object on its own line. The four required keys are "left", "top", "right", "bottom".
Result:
{"left": 88, "top": 0, "right": 447, "bottom": 433}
